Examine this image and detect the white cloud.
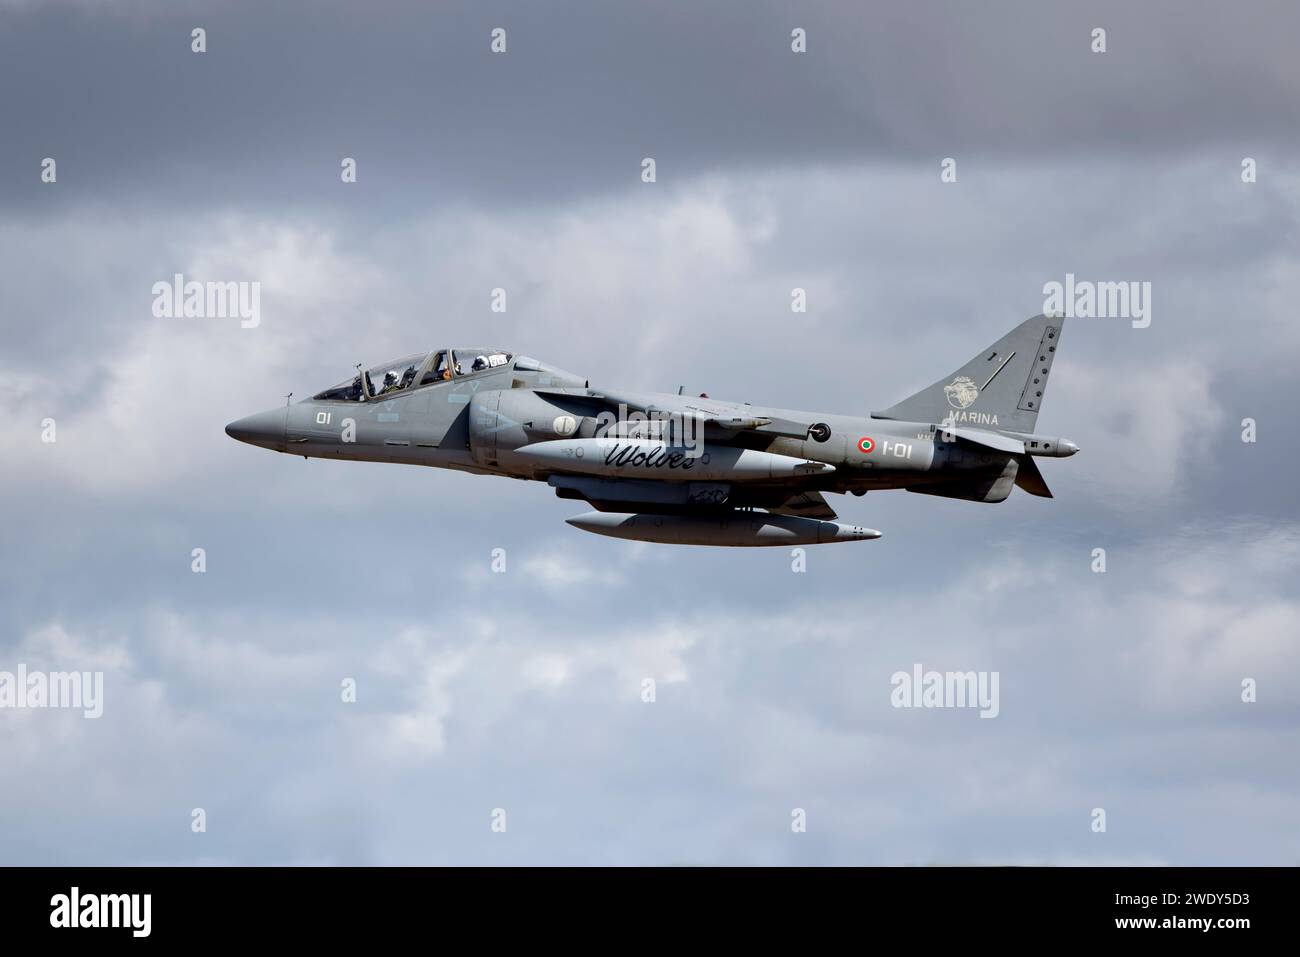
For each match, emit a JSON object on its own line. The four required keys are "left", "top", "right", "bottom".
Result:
{"left": 1051, "top": 357, "right": 1226, "bottom": 505}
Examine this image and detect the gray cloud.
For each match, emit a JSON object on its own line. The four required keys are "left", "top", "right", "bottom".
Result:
{"left": 5, "top": 0, "right": 1300, "bottom": 212}
{"left": 2, "top": 1, "right": 1298, "bottom": 865}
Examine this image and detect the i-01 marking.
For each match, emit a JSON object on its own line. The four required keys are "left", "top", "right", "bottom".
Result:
{"left": 879, "top": 440, "right": 914, "bottom": 459}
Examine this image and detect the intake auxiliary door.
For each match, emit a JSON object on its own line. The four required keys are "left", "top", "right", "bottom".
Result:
{"left": 468, "top": 389, "right": 502, "bottom": 467}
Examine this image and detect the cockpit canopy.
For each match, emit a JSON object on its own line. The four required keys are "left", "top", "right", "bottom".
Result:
{"left": 312, "top": 349, "right": 514, "bottom": 402}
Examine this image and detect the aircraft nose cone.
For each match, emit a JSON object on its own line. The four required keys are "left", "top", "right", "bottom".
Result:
{"left": 1059, "top": 439, "right": 1080, "bottom": 456}
{"left": 225, "top": 408, "right": 286, "bottom": 450}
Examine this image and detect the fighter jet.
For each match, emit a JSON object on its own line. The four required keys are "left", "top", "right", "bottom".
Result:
{"left": 226, "top": 314, "right": 1077, "bottom": 546}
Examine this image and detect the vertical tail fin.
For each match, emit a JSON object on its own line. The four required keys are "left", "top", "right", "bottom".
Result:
{"left": 872, "top": 314, "right": 1064, "bottom": 432}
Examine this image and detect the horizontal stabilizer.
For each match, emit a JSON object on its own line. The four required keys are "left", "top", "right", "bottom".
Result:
{"left": 951, "top": 427, "right": 1025, "bottom": 454}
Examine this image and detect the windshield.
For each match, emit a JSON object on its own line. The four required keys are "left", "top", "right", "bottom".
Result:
{"left": 312, "top": 374, "right": 364, "bottom": 402}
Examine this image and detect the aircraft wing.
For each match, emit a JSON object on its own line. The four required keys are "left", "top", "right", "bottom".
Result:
{"left": 548, "top": 388, "right": 815, "bottom": 440}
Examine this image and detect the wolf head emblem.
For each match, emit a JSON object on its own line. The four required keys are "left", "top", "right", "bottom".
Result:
{"left": 944, "top": 376, "right": 979, "bottom": 410}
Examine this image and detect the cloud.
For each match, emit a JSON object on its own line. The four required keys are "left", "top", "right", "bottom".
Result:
{"left": 3, "top": 2, "right": 1299, "bottom": 866}
{"left": 8, "top": 0, "right": 1300, "bottom": 214}
{"left": 2, "top": 520, "right": 1296, "bottom": 864}
{"left": 1052, "top": 357, "right": 1226, "bottom": 503}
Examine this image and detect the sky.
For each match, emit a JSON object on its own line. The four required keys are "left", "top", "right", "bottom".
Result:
{"left": 1, "top": 0, "right": 1298, "bottom": 865}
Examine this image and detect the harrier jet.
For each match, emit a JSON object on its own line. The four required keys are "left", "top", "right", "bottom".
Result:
{"left": 226, "top": 315, "right": 1077, "bottom": 546}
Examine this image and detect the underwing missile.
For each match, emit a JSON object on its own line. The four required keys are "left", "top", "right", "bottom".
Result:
{"left": 565, "top": 510, "right": 882, "bottom": 546}
{"left": 515, "top": 439, "right": 834, "bottom": 483}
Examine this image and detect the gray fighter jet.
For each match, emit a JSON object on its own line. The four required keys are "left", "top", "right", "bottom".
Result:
{"left": 226, "top": 314, "right": 1077, "bottom": 546}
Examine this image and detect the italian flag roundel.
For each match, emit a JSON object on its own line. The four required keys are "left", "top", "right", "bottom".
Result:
{"left": 858, "top": 437, "right": 874, "bottom": 453}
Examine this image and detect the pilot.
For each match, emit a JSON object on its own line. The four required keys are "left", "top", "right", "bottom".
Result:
{"left": 472, "top": 355, "right": 488, "bottom": 372}
{"left": 381, "top": 370, "right": 401, "bottom": 394}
